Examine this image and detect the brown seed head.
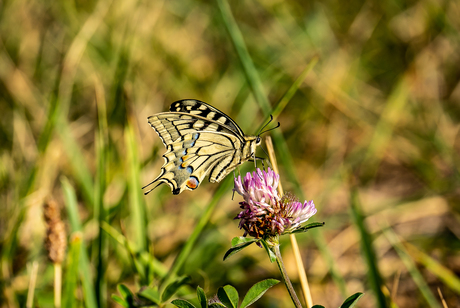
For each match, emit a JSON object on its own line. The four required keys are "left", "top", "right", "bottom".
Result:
{"left": 43, "top": 199, "right": 67, "bottom": 264}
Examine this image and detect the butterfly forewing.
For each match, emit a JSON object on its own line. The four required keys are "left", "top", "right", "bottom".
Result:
{"left": 144, "top": 100, "right": 260, "bottom": 195}
{"left": 148, "top": 113, "right": 242, "bottom": 146}
{"left": 170, "top": 99, "right": 245, "bottom": 136}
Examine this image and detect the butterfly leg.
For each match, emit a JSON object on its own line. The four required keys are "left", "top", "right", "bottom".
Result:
{"left": 260, "top": 158, "right": 265, "bottom": 171}
{"left": 256, "top": 156, "right": 272, "bottom": 171}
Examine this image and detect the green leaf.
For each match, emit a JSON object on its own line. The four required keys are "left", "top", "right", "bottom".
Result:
{"left": 161, "top": 276, "right": 191, "bottom": 302}
{"left": 260, "top": 240, "right": 277, "bottom": 263}
{"left": 290, "top": 222, "right": 325, "bottom": 234}
{"left": 138, "top": 287, "right": 161, "bottom": 305}
{"left": 217, "top": 285, "right": 239, "bottom": 308}
{"left": 118, "top": 284, "right": 134, "bottom": 301}
{"left": 240, "top": 279, "right": 279, "bottom": 308}
{"left": 171, "top": 299, "right": 197, "bottom": 308}
{"left": 197, "top": 286, "right": 208, "bottom": 308}
{"left": 111, "top": 295, "right": 129, "bottom": 308}
{"left": 340, "top": 292, "right": 364, "bottom": 308}
{"left": 209, "top": 303, "right": 226, "bottom": 308}
{"left": 223, "top": 241, "right": 256, "bottom": 261}
{"left": 231, "top": 237, "right": 257, "bottom": 247}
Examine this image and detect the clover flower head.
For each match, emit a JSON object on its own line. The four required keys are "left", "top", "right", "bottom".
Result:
{"left": 233, "top": 168, "right": 316, "bottom": 239}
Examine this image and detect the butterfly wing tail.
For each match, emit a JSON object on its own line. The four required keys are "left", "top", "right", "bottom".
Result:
{"left": 142, "top": 169, "right": 173, "bottom": 195}
{"left": 142, "top": 181, "right": 163, "bottom": 195}
{"left": 143, "top": 145, "right": 207, "bottom": 195}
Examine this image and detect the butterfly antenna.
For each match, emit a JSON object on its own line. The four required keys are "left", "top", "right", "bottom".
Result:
{"left": 257, "top": 115, "right": 274, "bottom": 135}
{"left": 259, "top": 121, "right": 280, "bottom": 136}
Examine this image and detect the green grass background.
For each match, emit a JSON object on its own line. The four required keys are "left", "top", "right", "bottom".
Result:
{"left": 1, "top": 0, "right": 460, "bottom": 307}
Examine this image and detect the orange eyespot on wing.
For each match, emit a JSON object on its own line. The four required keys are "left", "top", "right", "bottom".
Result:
{"left": 186, "top": 176, "right": 199, "bottom": 190}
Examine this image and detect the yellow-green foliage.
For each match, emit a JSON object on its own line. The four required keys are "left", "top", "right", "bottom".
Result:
{"left": 1, "top": 0, "right": 459, "bottom": 307}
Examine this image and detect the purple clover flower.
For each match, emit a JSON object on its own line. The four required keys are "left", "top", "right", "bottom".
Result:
{"left": 233, "top": 168, "right": 317, "bottom": 239}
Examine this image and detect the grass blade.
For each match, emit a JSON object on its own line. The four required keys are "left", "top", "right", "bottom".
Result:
{"left": 95, "top": 126, "right": 108, "bottom": 307}
{"left": 125, "top": 124, "right": 147, "bottom": 253}
{"left": 383, "top": 227, "right": 441, "bottom": 308}
{"left": 271, "top": 57, "right": 318, "bottom": 120}
{"left": 216, "top": 0, "right": 271, "bottom": 115}
{"left": 362, "top": 76, "right": 410, "bottom": 176}
{"left": 94, "top": 78, "right": 110, "bottom": 307}
{"left": 62, "top": 177, "right": 98, "bottom": 308}
{"left": 350, "top": 189, "right": 387, "bottom": 308}
{"left": 63, "top": 233, "right": 82, "bottom": 308}
{"left": 57, "top": 118, "right": 95, "bottom": 205}
{"left": 404, "top": 242, "right": 460, "bottom": 295}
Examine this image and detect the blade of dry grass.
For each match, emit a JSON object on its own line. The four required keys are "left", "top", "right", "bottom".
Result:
{"left": 383, "top": 227, "right": 441, "bottom": 308}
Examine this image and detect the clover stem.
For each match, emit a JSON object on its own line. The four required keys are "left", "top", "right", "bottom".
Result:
{"left": 272, "top": 244, "right": 303, "bottom": 308}
{"left": 265, "top": 136, "right": 313, "bottom": 307}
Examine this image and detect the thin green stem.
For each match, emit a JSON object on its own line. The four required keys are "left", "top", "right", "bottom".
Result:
{"left": 272, "top": 244, "right": 303, "bottom": 308}
{"left": 161, "top": 177, "right": 232, "bottom": 289}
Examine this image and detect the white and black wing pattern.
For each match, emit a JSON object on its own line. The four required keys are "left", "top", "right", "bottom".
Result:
{"left": 143, "top": 100, "right": 261, "bottom": 195}
{"left": 169, "top": 99, "right": 244, "bottom": 136}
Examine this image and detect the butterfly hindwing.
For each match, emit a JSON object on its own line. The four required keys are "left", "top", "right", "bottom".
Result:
{"left": 145, "top": 131, "right": 241, "bottom": 194}
{"left": 144, "top": 100, "right": 260, "bottom": 195}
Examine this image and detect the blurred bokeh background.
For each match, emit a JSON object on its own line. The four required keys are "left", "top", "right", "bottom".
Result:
{"left": 1, "top": 0, "right": 459, "bottom": 307}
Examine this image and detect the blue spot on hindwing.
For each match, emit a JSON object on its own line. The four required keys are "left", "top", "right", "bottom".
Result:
{"left": 190, "top": 133, "right": 198, "bottom": 147}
